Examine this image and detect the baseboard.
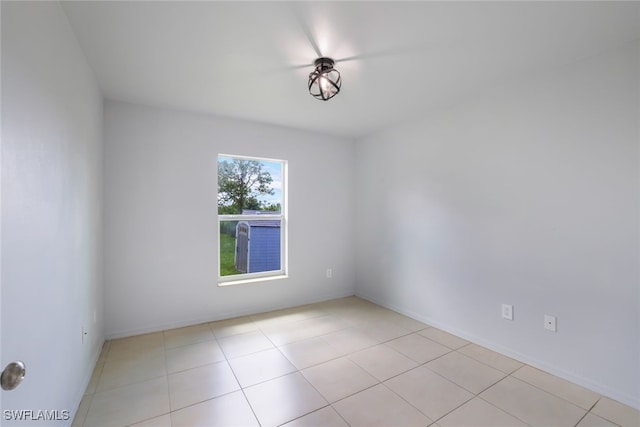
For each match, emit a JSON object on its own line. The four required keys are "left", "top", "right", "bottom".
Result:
{"left": 105, "top": 290, "right": 356, "bottom": 340}
{"left": 356, "top": 291, "right": 640, "bottom": 411}
{"left": 67, "top": 337, "right": 105, "bottom": 427}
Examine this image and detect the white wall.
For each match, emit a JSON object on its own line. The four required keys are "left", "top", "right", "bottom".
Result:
{"left": 354, "top": 41, "right": 639, "bottom": 408}
{"left": 104, "top": 101, "right": 355, "bottom": 337}
{"left": 1, "top": 1, "right": 104, "bottom": 424}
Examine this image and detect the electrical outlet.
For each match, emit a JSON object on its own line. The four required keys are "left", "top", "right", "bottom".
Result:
{"left": 326, "top": 268, "right": 332, "bottom": 279}
{"left": 501, "top": 304, "right": 513, "bottom": 320}
{"left": 544, "top": 315, "right": 557, "bottom": 332}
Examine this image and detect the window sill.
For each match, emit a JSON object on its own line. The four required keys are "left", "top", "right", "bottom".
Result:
{"left": 217, "top": 274, "right": 288, "bottom": 287}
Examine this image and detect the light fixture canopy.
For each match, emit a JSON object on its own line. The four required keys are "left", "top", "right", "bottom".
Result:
{"left": 308, "top": 57, "right": 341, "bottom": 101}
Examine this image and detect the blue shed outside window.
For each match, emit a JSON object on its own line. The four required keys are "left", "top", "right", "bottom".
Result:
{"left": 235, "top": 219, "right": 281, "bottom": 274}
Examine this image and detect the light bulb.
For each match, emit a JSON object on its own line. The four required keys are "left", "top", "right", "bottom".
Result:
{"left": 320, "top": 76, "right": 330, "bottom": 92}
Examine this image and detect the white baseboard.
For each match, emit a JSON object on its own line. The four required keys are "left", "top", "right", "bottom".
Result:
{"left": 68, "top": 337, "right": 105, "bottom": 427}
{"left": 105, "top": 290, "right": 355, "bottom": 340}
{"left": 356, "top": 291, "right": 640, "bottom": 411}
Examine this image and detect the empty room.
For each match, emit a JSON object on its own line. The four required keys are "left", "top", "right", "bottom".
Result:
{"left": 1, "top": 1, "right": 639, "bottom": 426}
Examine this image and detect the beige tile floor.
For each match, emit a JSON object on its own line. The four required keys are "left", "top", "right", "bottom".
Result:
{"left": 73, "top": 297, "right": 640, "bottom": 427}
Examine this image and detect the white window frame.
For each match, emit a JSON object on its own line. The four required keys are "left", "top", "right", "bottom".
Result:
{"left": 217, "top": 154, "right": 288, "bottom": 286}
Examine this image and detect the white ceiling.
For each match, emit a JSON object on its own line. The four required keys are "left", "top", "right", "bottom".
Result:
{"left": 61, "top": 1, "right": 640, "bottom": 139}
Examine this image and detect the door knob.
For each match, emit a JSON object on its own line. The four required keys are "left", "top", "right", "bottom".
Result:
{"left": 1, "top": 361, "right": 26, "bottom": 391}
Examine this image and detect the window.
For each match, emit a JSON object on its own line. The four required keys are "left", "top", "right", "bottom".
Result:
{"left": 218, "top": 154, "right": 287, "bottom": 285}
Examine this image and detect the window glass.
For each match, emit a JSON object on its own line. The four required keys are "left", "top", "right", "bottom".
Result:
{"left": 218, "top": 155, "right": 286, "bottom": 284}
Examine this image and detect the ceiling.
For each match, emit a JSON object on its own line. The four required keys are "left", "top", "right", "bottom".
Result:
{"left": 61, "top": 1, "right": 640, "bottom": 139}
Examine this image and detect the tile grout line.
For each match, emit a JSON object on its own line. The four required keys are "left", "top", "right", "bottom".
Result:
{"left": 571, "top": 397, "right": 624, "bottom": 427}
{"left": 119, "top": 333, "right": 173, "bottom": 426}
{"left": 505, "top": 373, "right": 600, "bottom": 414}
{"left": 455, "top": 342, "right": 524, "bottom": 375}
{"left": 399, "top": 328, "right": 607, "bottom": 424}
{"left": 380, "top": 360, "right": 477, "bottom": 426}
{"left": 224, "top": 357, "right": 263, "bottom": 427}
{"left": 379, "top": 350, "right": 513, "bottom": 426}
{"left": 166, "top": 325, "right": 261, "bottom": 425}
{"left": 572, "top": 398, "right": 599, "bottom": 427}
{"left": 475, "top": 393, "right": 534, "bottom": 427}
{"left": 160, "top": 331, "right": 172, "bottom": 426}
{"left": 82, "top": 298, "right": 639, "bottom": 426}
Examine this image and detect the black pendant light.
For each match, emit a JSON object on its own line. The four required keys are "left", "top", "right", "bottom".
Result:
{"left": 308, "top": 57, "right": 341, "bottom": 101}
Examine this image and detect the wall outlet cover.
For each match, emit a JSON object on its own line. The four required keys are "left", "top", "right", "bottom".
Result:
{"left": 544, "top": 315, "right": 557, "bottom": 332}
{"left": 502, "top": 304, "right": 514, "bottom": 320}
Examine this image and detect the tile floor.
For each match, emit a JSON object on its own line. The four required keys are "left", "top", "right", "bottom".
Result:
{"left": 73, "top": 297, "right": 640, "bottom": 427}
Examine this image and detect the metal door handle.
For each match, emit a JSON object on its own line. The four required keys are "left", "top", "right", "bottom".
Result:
{"left": 1, "top": 361, "right": 26, "bottom": 391}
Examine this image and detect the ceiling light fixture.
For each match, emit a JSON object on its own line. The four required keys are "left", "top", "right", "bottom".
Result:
{"left": 308, "top": 57, "right": 341, "bottom": 101}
